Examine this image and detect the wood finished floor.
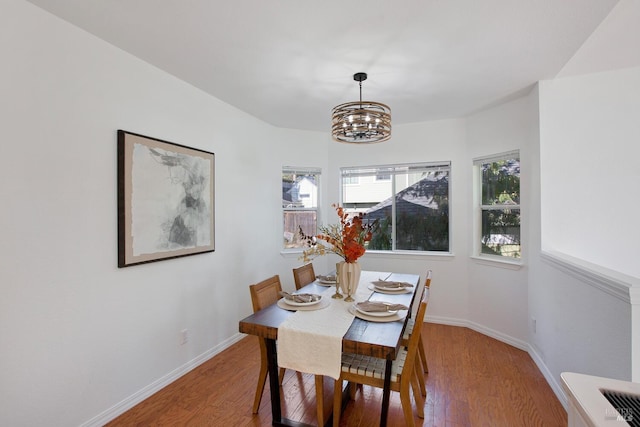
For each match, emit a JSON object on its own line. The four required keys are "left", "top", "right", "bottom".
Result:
{"left": 106, "top": 323, "right": 567, "bottom": 426}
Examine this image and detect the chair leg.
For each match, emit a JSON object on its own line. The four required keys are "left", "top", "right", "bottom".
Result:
{"left": 418, "top": 335, "right": 428, "bottom": 374}
{"left": 348, "top": 381, "right": 357, "bottom": 399}
{"left": 333, "top": 379, "right": 343, "bottom": 427}
{"left": 252, "top": 361, "right": 268, "bottom": 414}
{"left": 278, "top": 367, "right": 286, "bottom": 384}
{"left": 315, "top": 375, "right": 324, "bottom": 427}
{"left": 399, "top": 384, "right": 416, "bottom": 427}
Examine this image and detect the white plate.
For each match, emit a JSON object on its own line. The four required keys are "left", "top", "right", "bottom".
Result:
{"left": 367, "top": 284, "right": 412, "bottom": 294}
{"left": 355, "top": 304, "right": 397, "bottom": 317}
{"left": 317, "top": 276, "right": 337, "bottom": 285}
{"left": 371, "top": 280, "right": 412, "bottom": 291}
{"left": 349, "top": 306, "right": 407, "bottom": 323}
{"left": 281, "top": 295, "right": 322, "bottom": 306}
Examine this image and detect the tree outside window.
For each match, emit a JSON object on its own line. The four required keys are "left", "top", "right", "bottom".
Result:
{"left": 475, "top": 152, "right": 521, "bottom": 259}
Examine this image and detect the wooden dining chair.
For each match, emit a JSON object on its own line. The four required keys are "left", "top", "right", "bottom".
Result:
{"left": 249, "top": 275, "right": 284, "bottom": 414}
{"left": 402, "top": 270, "right": 432, "bottom": 399}
{"left": 292, "top": 263, "right": 316, "bottom": 290}
{"left": 249, "top": 275, "right": 326, "bottom": 425}
{"left": 332, "top": 287, "right": 429, "bottom": 427}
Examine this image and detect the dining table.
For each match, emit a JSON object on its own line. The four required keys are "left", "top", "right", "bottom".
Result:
{"left": 238, "top": 270, "right": 420, "bottom": 427}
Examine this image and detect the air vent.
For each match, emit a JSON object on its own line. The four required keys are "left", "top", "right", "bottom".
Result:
{"left": 601, "top": 389, "right": 640, "bottom": 427}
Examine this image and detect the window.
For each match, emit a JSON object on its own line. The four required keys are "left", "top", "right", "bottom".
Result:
{"left": 344, "top": 176, "right": 359, "bottom": 185}
{"left": 474, "top": 151, "right": 520, "bottom": 259}
{"left": 282, "top": 167, "right": 320, "bottom": 249}
{"left": 341, "top": 162, "right": 450, "bottom": 252}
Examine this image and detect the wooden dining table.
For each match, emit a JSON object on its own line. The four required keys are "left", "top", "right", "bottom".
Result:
{"left": 238, "top": 271, "right": 420, "bottom": 427}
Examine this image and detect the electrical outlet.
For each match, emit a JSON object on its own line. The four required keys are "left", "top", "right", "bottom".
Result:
{"left": 531, "top": 317, "right": 537, "bottom": 334}
{"left": 181, "top": 329, "right": 189, "bottom": 345}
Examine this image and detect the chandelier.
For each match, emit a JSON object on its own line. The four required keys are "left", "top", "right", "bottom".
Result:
{"left": 331, "top": 72, "right": 391, "bottom": 144}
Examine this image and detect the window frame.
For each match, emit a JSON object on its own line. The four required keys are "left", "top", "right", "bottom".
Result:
{"left": 340, "top": 161, "right": 452, "bottom": 254}
{"left": 282, "top": 166, "right": 321, "bottom": 251}
{"left": 472, "top": 150, "right": 522, "bottom": 264}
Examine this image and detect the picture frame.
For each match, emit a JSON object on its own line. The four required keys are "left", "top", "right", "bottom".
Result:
{"left": 118, "top": 130, "right": 215, "bottom": 267}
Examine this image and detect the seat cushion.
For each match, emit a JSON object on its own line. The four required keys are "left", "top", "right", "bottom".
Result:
{"left": 340, "top": 348, "right": 408, "bottom": 382}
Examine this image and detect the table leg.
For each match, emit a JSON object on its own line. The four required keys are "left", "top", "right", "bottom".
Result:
{"left": 265, "top": 338, "right": 282, "bottom": 422}
{"left": 380, "top": 358, "right": 393, "bottom": 427}
{"left": 264, "top": 338, "right": 313, "bottom": 427}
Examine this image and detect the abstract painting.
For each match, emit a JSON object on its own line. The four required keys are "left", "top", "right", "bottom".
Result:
{"left": 118, "top": 130, "right": 215, "bottom": 267}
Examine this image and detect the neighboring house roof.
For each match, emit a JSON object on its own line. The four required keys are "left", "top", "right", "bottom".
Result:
{"left": 365, "top": 174, "right": 448, "bottom": 218}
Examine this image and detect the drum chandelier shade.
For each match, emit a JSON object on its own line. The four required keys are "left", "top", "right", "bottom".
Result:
{"left": 331, "top": 72, "right": 391, "bottom": 144}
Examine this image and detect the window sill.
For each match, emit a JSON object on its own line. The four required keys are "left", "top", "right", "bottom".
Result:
{"left": 470, "top": 255, "right": 523, "bottom": 270}
{"left": 280, "top": 249, "right": 304, "bottom": 259}
{"left": 365, "top": 250, "right": 455, "bottom": 261}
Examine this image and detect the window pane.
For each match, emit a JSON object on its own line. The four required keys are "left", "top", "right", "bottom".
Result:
{"left": 341, "top": 164, "right": 450, "bottom": 252}
{"left": 395, "top": 171, "right": 449, "bottom": 251}
{"left": 481, "top": 159, "right": 520, "bottom": 206}
{"left": 342, "top": 172, "right": 393, "bottom": 250}
{"left": 282, "top": 169, "right": 319, "bottom": 249}
{"left": 283, "top": 211, "right": 317, "bottom": 249}
{"left": 282, "top": 174, "right": 318, "bottom": 208}
{"left": 481, "top": 209, "right": 521, "bottom": 258}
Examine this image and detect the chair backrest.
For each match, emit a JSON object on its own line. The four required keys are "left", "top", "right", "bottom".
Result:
{"left": 410, "top": 270, "right": 432, "bottom": 318}
{"left": 249, "top": 275, "right": 283, "bottom": 313}
{"left": 292, "top": 263, "right": 315, "bottom": 290}
{"left": 401, "top": 286, "right": 430, "bottom": 382}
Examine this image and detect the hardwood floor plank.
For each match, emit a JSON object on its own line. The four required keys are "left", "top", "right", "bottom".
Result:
{"left": 106, "top": 324, "right": 566, "bottom": 427}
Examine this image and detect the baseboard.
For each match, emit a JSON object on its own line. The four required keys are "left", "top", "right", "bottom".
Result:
{"left": 426, "top": 315, "right": 567, "bottom": 409}
{"left": 528, "top": 343, "right": 568, "bottom": 410}
{"left": 80, "top": 332, "right": 246, "bottom": 427}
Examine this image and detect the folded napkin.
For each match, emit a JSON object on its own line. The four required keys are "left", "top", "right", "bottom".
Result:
{"left": 317, "top": 274, "right": 337, "bottom": 282}
{"left": 356, "top": 301, "right": 409, "bottom": 312}
{"left": 279, "top": 291, "right": 321, "bottom": 303}
{"left": 371, "top": 280, "right": 414, "bottom": 289}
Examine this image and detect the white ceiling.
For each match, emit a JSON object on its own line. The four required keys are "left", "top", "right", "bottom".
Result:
{"left": 26, "top": 0, "right": 620, "bottom": 132}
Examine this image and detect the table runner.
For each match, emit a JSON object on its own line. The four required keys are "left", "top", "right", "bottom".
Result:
{"left": 277, "top": 271, "right": 386, "bottom": 380}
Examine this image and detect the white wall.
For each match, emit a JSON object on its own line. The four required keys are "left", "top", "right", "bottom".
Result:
{"left": 0, "top": 1, "right": 327, "bottom": 426}
{"left": 539, "top": 67, "right": 640, "bottom": 278}
{"left": 529, "top": 67, "right": 640, "bottom": 389}
{"left": 464, "top": 93, "right": 538, "bottom": 346}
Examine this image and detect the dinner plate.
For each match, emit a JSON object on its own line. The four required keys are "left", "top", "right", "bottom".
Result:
{"left": 371, "top": 280, "right": 413, "bottom": 291}
{"left": 277, "top": 297, "right": 330, "bottom": 311}
{"left": 367, "top": 284, "right": 412, "bottom": 294}
{"left": 316, "top": 275, "right": 337, "bottom": 285}
{"left": 349, "top": 306, "right": 407, "bottom": 323}
{"left": 355, "top": 305, "right": 397, "bottom": 317}
{"left": 281, "top": 295, "right": 322, "bottom": 306}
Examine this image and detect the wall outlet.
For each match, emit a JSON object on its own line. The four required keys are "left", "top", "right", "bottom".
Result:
{"left": 531, "top": 317, "right": 537, "bottom": 334}
{"left": 180, "top": 329, "right": 189, "bottom": 345}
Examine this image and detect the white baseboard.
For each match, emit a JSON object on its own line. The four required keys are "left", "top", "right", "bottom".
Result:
{"left": 80, "top": 332, "right": 246, "bottom": 427}
{"left": 528, "top": 343, "right": 568, "bottom": 410}
{"left": 425, "top": 315, "right": 567, "bottom": 409}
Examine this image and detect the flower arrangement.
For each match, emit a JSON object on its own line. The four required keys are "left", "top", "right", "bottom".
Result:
{"left": 299, "top": 204, "right": 376, "bottom": 263}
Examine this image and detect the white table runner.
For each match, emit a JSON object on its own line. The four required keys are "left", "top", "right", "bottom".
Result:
{"left": 277, "top": 271, "right": 386, "bottom": 380}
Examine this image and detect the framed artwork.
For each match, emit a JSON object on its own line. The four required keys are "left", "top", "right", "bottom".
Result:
{"left": 118, "top": 130, "right": 215, "bottom": 267}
